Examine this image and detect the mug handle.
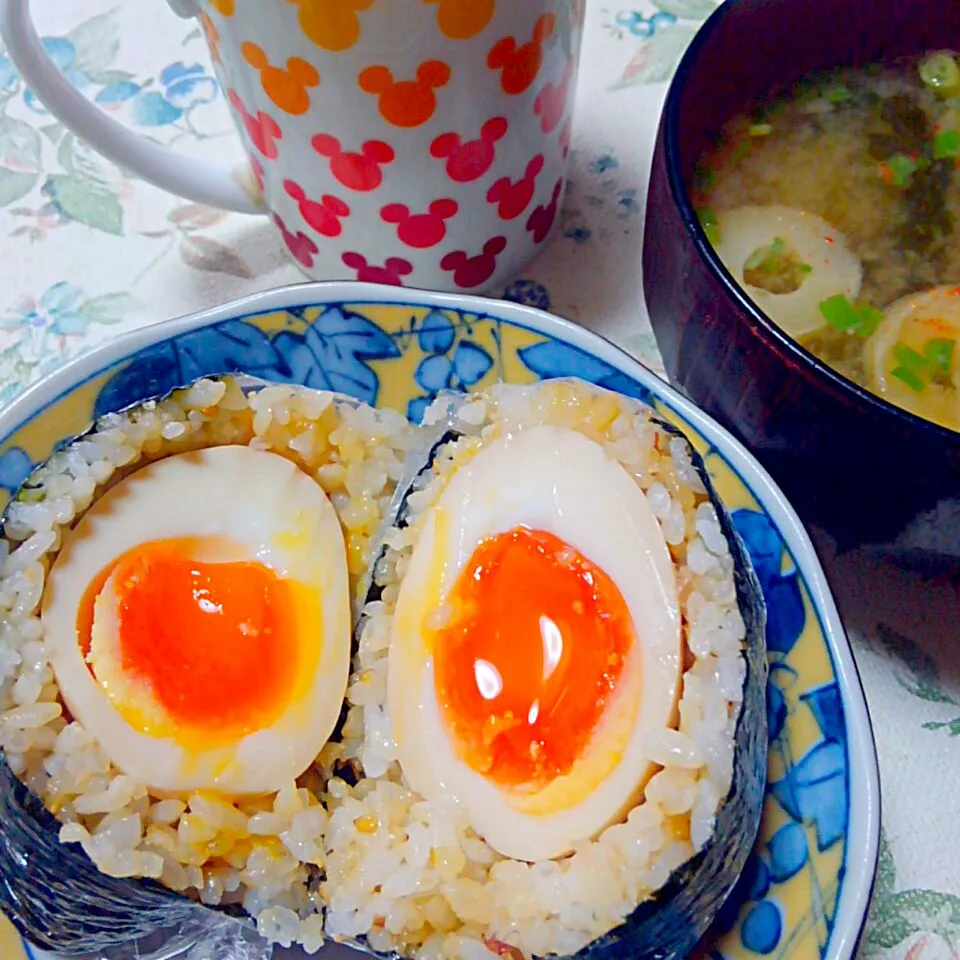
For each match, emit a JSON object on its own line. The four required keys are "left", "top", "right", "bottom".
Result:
{"left": 0, "top": 0, "right": 264, "bottom": 214}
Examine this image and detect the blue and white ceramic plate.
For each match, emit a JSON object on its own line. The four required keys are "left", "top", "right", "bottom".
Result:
{"left": 0, "top": 283, "right": 879, "bottom": 960}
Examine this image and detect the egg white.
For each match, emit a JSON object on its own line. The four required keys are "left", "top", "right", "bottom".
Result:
{"left": 387, "top": 425, "right": 682, "bottom": 862}
{"left": 41, "top": 445, "right": 351, "bottom": 796}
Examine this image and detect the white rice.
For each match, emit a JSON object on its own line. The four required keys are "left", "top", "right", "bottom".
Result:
{"left": 319, "top": 380, "right": 749, "bottom": 960}
{"left": 0, "top": 377, "right": 413, "bottom": 952}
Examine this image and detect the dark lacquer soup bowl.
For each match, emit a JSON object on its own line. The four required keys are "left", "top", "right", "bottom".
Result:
{"left": 642, "top": 0, "right": 960, "bottom": 569}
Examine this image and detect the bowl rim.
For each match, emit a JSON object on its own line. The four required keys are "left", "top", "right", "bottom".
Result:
{"left": 0, "top": 279, "right": 881, "bottom": 960}
{"left": 659, "top": 0, "right": 960, "bottom": 446}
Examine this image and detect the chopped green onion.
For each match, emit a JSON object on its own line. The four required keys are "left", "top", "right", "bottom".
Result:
{"left": 818, "top": 294, "right": 883, "bottom": 338}
{"left": 819, "top": 294, "right": 860, "bottom": 331}
{"left": 934, "top": 129, "right": 960, "bottom": 159}
{"left": 891, "top": 366, "right": 926, "bottom": 391}
{"left": 886, "top": 153, "right": 919, "bottom": 188}
{"left": 698, "top": 208, "right": 721, "bottom": 245}
{"left": 892, "top": 336, "right": 958, "bottom": 389}
{"left": 924, "top": 337, "right": 956, "bottom": 374}
{"left": 853, "top": 303, "right": 884, "bottom": 338}
{"left": 892, "top": 342, "right": 932, "bottom": 375}
{"left": 919, "top": 51, "right": 960, "bottom": 98}
{"left": 744, "top": 236, "right": 787, "bottom": 271}
{"left": 749, "top": 123, "right": 773, "bottom": 137}
{"left": 823, "top": 84, "right": 853, "bottom": 104}
{"left": 798, "top": 263, "right": 813, "bottom": 273}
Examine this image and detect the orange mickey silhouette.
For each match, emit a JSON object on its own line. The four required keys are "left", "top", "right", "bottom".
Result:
{"left": 209, "top": 0, "right": 234, "bottom": 14}
{"left": 359, "top": 61, "right": 450, "bottom": 128}
{"left": 286, "top": 0, "right": 374, "bottom": 52}
{"left": 423, "top": 0, "right": 495, "bottom": 40}
{"left": 487, "top": 14, "right": 555, "bottom": 95}
{"left": 242, "top": 42, "right": 320, "bottom": 116}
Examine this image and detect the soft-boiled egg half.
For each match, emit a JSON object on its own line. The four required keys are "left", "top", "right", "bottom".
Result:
{"left": 42, "top": 445, "right": 351, "bottom": 795}
{"left": 387, "top": 425, "right": 682, "bottom": 862}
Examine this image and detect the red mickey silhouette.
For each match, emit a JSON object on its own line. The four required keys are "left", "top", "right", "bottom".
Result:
{"left": 526, "top": 178, "right": 563, "bottom": 243}
{"left": 274, "top": 214, "right": 319, "bottom": 268}
{"left": 312, "top": 134, "right": 395, "bottom": 191}
{"left": 228, "top": 89, "right": 282, "bottom": 158}
{"left": 284, "top": 180, "right": 350, "bottom": 237}
{"left": 486, "top": 155, "right": 544, "bottom": 221}
{"left": 430, "top": 117, "right": 508, "bottom": 184}
{"left": 381, "top": 198, "right": 458, "bottom": 249}
{"left": 342, "top": 252, "right": 413, "bottom": 285}
{"left": 487, "top": 14, "right": 555, "bottom": 95}
{"left": 534, "top": 61, "right": 575, "bottom": 135}
{"left": 440, "top": 236, "right": 507, "bottom": 289}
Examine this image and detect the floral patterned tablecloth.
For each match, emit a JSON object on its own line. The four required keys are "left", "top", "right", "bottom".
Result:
{"left": 0, "top": 2, "right": 958, "bottom": 959}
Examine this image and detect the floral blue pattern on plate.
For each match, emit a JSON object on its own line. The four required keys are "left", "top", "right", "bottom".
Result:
{"left": 0, "top": 283, "right": 878, "bottom": 960}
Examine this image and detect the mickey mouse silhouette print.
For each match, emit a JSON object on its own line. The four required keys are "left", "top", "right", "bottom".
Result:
{"left": 382, "top": 200, "right": 459, "bottom": 248}
{"left": 431, "top": 117, "right": 508, "bottom": 183}
{"left": 242, "top": 42, "right": 320, "bottom": 116}
{"left": 312, "top": 135, "right": 395, "bottom": 191}
{"left": 441, "top": 237, "right": 507, "bottom": 288}
{"left": 487, "top": 155, "right": 544, "bottom": 220}
{"left": 488, "top": 15, "right": 555, "bottom": 95}
{"left": 423, "top": 0, "right": 495, "bottom": 39}
{"left": 228, "top": 90, "right": 282, "bottom": 158}
{"left": 359, "top": 61, "right": 451, "bottom": 128}
{"left": 284, "top": 180, "right": 350, "bottom": 237}
{"left": 287, "top": 0, "right": 374, "bottom": 52}
{"left": 342, "top": 253, "right": 414, "bottom": 285}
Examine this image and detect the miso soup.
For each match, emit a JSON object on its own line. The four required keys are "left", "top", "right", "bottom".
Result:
{"left": 695, "top": 50, "right": 960, "bottom": 431}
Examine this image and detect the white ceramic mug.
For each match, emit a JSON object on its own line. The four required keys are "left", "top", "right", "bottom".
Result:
{"left": 0, "top": 0, "right": 585, "bottom": 292}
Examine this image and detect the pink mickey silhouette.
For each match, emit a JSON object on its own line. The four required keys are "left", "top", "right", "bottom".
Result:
{"left": 312, "top": 134, "right": 396, "bottom": 191}
{"left": 228, "top": 89, "right": 282, "bottom": 158}
{"left": 381, "top": 198, "right": 458, "bottom": 249}
{"left": 526, "top": 178, "right": 563, "bottom": 243}
{"left": 440, "top": 236, "right": 507, "bottom": 289}
{"left": 284, "top": 180, "right": 350, "bottom": 237}
{"left": 559, "top": 118, "right": 573, "bottom": 158}
{"left": 274, "top": 213, "right": 319, "bottom": 268}
{"left": 430, "top": 117, "right": 508, "bottom": 184}
{"left": 342, "top": 252, "right": 413, "bottom": 285}
{"left": 486, "top": 155, "right": 544, "bottom": 221}
{"left": 534, "top": 61, "right": 574, "bottom": 135}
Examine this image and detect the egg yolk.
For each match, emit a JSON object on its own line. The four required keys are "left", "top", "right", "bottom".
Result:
{"left": 432, "top": 527, "right": 634, "bottom": 790}
{"left": 79, "top": 538, "right": 304, "bottom": 740}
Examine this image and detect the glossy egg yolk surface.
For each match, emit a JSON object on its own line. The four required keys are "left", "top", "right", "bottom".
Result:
{"left": 80, "top": 537, "right": 318, "bottom": 747}
{"left": 433, "top": 527, "right": 632, "bottom": 790}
